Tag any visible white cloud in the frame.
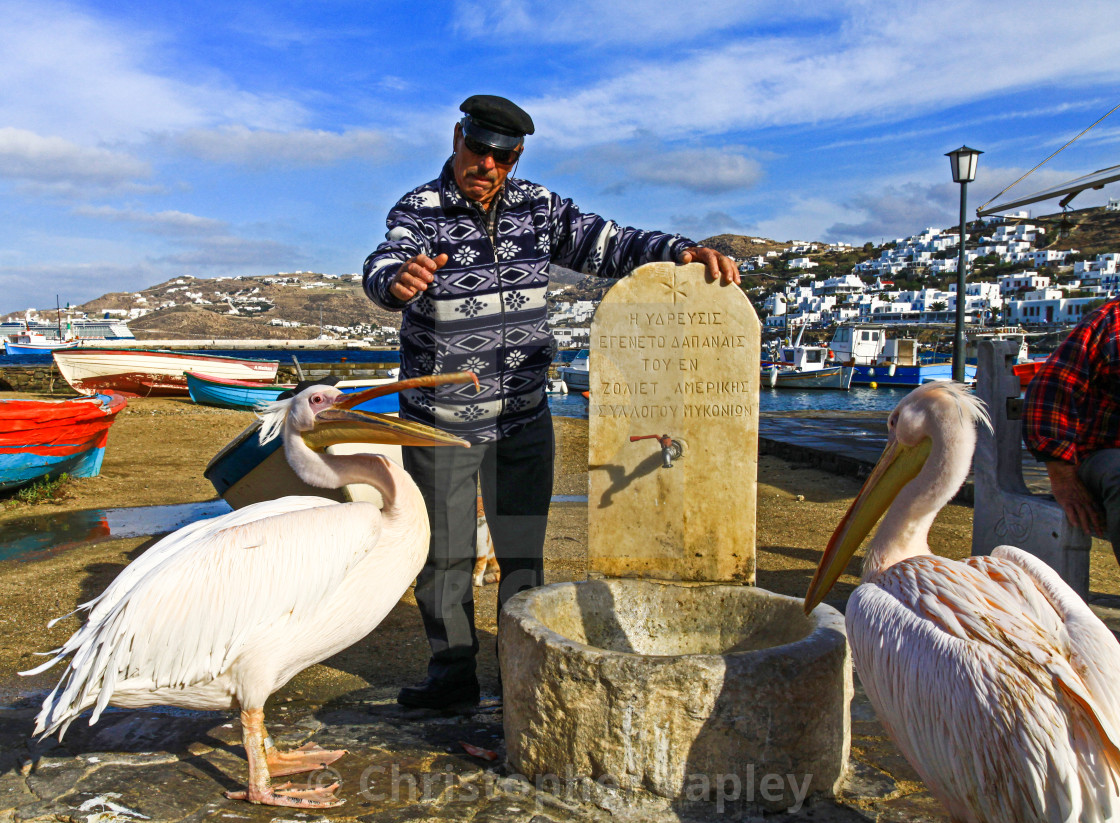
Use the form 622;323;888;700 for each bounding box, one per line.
551;140;763;195
0;0;305;144
519;1;1120;147
72;205;227;236
0;127;149;185
451;0;827;46
173;127;395;167
670;211;751;239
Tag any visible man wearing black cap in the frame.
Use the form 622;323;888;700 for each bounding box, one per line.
363;94;739;709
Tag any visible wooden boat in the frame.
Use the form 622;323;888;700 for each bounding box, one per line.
763;362;853;389
186;372;394;411
53;348;278;397
204;384;400;510
558;350;590;392
0;393;127;492
762;333;853;389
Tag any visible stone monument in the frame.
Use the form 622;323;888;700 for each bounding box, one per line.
587;261;759;582
500;263;851;813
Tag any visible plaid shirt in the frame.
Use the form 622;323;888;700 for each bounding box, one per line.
363;159;695;443
1023;297;1120;464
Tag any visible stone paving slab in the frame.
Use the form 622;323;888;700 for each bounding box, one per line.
0;680;953;823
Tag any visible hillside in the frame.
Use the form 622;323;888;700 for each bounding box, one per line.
7;206;1118;342
77;273;403;341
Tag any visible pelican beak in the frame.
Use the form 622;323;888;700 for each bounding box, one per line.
803;435;931;614
303;371;479;451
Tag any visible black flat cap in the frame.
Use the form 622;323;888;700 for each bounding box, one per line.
460;95;534;150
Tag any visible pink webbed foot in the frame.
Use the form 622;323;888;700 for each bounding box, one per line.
226;780;345;808
267;742;348;777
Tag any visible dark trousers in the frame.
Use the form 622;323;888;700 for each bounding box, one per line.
1078;448;1120;563
402;412;554;682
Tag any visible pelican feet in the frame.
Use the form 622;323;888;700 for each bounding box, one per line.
226;781;345;808
266;742;348;777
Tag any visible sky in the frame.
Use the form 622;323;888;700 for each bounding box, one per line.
2;0;1119;315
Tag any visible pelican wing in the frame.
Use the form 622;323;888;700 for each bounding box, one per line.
852;555;1120;823
31;497;384;737
46;497;339;630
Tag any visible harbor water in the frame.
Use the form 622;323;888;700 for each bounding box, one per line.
2;347;909;417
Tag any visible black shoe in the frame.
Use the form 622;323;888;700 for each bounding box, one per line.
397;675;480;709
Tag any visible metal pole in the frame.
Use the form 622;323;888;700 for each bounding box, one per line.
953;180;968;382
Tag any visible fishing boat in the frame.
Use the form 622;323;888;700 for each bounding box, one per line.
186;372;397;410
4;330;80;355
53;348;278;397
204;382;400;510
762;329;853;389
558;350;590;392
0;393;127;492
828;324;977;386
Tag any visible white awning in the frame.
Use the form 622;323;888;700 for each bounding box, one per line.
977;163;1120;216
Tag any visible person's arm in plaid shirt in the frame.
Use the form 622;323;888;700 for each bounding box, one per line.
1023;319;1105;534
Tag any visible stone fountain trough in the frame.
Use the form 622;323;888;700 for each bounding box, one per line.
500;579;851;811
499;264;852;812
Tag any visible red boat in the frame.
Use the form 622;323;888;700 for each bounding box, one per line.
1012;359;1047;388
0;393;127;492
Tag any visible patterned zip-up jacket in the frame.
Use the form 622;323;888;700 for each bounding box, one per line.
363;159;696;443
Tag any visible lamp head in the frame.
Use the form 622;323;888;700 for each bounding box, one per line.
946;145;982;183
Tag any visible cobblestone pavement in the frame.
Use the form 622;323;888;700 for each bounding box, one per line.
0;673;955;823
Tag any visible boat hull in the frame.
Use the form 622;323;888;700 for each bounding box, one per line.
849;363;976;387
0;393;127;491
763;364;853;390
54;349;278;397
4;341;79;355
559;366;590;392
187;372;399;411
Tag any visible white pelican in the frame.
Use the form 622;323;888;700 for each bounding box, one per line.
804;381;1120;823
22;372;478;809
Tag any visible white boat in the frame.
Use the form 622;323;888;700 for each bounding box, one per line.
558;350;589;393
53;348;279;398
762;329;853;390
4;328;80;355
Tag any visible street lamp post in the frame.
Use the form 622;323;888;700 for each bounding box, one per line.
946;146;982;383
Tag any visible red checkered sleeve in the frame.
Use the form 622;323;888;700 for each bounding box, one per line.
1023;299;1120;464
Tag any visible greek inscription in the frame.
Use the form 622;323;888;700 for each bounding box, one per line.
593;404;677;419
600;381;658;396
642;312;724;326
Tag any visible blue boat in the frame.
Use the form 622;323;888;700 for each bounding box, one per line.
829;324;977;387
0;393;127;492
186;371;399;411
847;362;975;387
203;380;402;509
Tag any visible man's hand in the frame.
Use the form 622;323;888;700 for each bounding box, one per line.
677;246;741;286
390;253;448;301
1046;460;1104;535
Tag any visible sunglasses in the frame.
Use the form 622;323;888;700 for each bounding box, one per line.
462;135;522;165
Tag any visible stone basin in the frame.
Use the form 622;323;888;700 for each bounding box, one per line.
499;579;851;812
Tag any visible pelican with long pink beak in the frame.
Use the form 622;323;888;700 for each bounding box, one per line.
805;381;1120;823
